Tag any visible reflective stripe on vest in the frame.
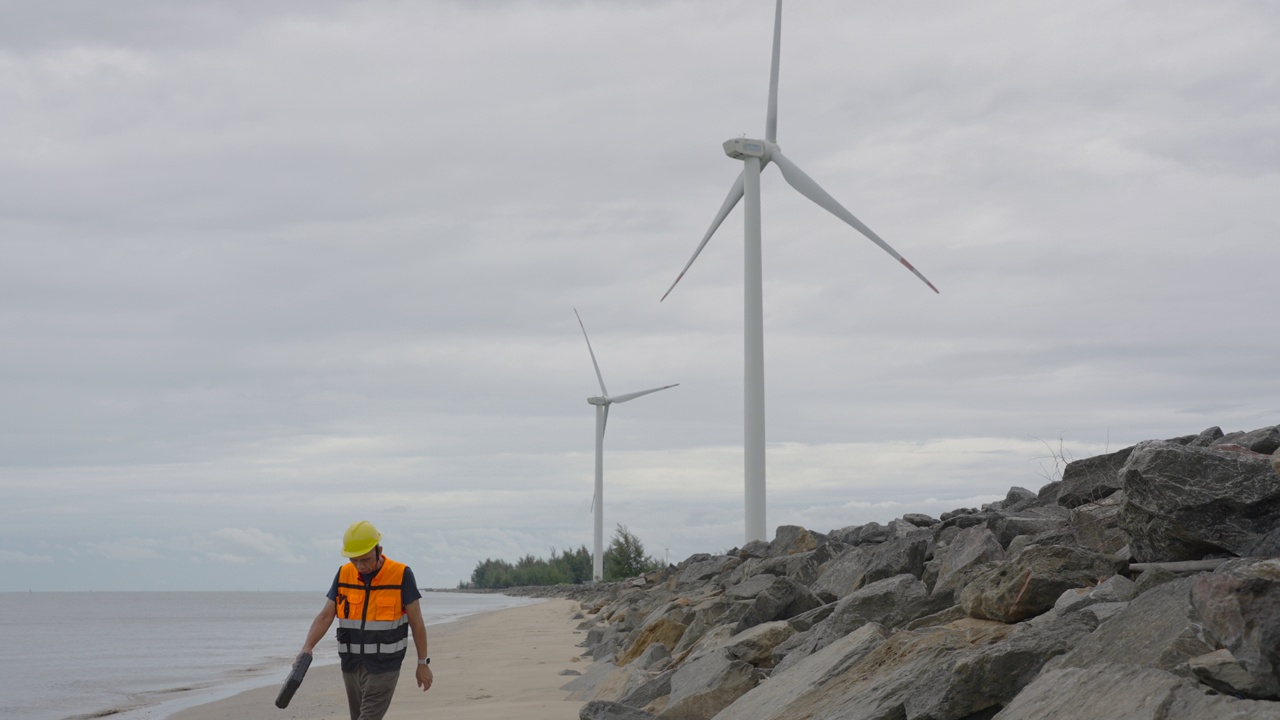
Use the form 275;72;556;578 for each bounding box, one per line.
336;639;410;655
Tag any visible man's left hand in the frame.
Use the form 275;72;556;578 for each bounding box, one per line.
416;663;433;692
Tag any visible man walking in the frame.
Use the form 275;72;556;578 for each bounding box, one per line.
298;521;433;720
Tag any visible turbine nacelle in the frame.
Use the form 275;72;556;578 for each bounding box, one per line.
587;396;608;406
723;138;774;162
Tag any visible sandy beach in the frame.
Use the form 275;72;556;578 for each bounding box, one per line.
170;598;586;720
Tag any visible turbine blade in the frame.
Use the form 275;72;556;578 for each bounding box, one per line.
601;403;610;436
771;150;939;293
765;0;782;143
610;383;679;405
661;172;745;301
590;487;597;513
574;309;610;396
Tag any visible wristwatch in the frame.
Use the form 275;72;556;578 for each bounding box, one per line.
418;657;431;666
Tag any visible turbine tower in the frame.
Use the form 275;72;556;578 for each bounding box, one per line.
575;309;678;581
661;0;938;545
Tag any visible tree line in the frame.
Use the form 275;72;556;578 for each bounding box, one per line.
460;525;665;588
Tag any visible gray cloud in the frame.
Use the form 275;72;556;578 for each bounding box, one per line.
1;0;1277;590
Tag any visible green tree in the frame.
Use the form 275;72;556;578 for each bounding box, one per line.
603;524;662;581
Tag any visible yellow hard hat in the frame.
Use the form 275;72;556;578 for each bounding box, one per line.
342;520;382;558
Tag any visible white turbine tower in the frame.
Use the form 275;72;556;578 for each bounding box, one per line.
662;0;938;545
575;309;678;582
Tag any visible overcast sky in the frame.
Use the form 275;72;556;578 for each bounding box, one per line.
2;0;1277;592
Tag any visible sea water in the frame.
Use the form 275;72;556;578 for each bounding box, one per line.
0;591;541;720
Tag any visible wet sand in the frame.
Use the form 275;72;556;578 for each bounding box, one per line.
170;598;587;720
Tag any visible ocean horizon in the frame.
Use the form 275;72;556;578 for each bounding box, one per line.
0;590;542;720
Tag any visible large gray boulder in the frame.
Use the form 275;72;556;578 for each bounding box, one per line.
961;545;1127;623
733;611;1093;720
1118;440;1280;562
580;700;657;720
1191;561;1280;698
767;525;820;557
720;552;819;588
931;525;1006;599
710;621;795;668
656;648;760;720
1065;491;1130;555
712;623;890;720
773;574;946;674
725;574;822;633
1056;445;1135;508
993;663;1280;719
670;597;751;658
676;555;741;586
1049;575;1215;673
988;506;1071;548
809;531;931;601
617;668;674;711
1212;425;1280;455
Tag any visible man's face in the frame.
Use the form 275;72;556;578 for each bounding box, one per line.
351;547;380;574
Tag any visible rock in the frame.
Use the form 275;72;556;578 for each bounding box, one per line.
1037;480;1063;505
675;555;740;586
580;700;657;720
1057;445;1136;508
1190;565;1280;698
617;668;674;711
994;663;1280;719
1002;486;1039;512
810;531;931;601
961;545;1127;623
725;574;822;633
1188;425;1226;447
774;574;944;674
940;510;995;531
1118;440;1280;562
902;512;939;527
931;525;1006;599
713;623;890;720
730;616;1077;720
827;524;862;545
1052;574;1137;615
656;648;760;720
716;620;795;667
1133;565;1178;595
635;642;671;671
858;521;889;544
1065;491;1129;555
670;597;749;658
737;541;769;559
617;618;687;666
1211;425;1280;455
1050;576;1215;673
989;507;1071;548
903;610;1099;718
561;669;583;676
720;552;819;588
1190;649;1273;699
781;601;835;632
768;525;819;557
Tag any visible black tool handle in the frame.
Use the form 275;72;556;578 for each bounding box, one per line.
274;652;313;709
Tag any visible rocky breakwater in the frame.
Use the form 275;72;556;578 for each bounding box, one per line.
551;424;1280;720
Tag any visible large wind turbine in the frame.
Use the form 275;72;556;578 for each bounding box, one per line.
575;309;678;582
661;0;938;545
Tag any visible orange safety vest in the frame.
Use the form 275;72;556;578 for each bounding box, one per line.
334;557;409;673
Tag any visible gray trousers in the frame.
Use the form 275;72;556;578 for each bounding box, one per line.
342;666;400;720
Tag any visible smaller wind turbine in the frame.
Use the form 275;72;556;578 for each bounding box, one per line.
575;309;678;582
